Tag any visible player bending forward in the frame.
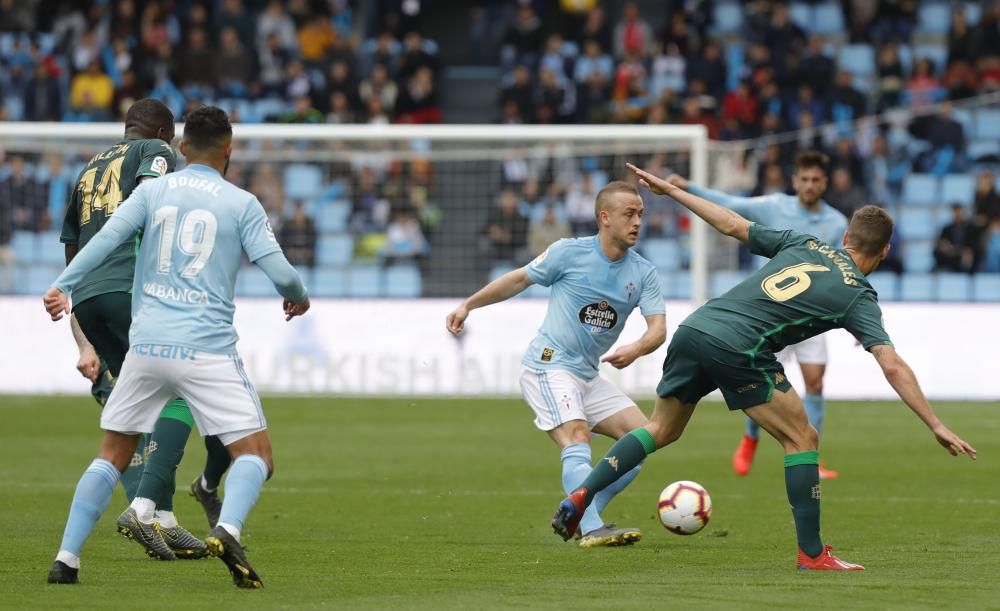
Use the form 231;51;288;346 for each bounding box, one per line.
448;181;666;547
668;151;846;479
552;164;976;570
45;106;310;588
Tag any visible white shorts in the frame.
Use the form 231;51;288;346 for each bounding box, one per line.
519;366;635;431
776;333;828;366
100;344;267;446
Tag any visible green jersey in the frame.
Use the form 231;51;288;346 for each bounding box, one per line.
60;138;176;306
682;223;893;355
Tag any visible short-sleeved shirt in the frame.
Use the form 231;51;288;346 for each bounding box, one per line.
688;185;848;247
522;235;665;380
681;223;893;355
88;164;280;353
60;139;176;306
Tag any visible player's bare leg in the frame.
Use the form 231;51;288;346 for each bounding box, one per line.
799;363;837;480
552;397;695;540
744;389;862;570
205;429;273;588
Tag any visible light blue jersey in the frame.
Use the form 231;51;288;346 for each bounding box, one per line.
523;235;665;381
55;164;296;354
688;184;848;246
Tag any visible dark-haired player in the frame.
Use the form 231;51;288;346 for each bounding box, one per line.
667;151;847;479
58;98;208;561
552;164;976;570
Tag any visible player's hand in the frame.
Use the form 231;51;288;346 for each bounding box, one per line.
601;344;641;369
446;305;469;336
44;287;70;321
283;297;310;321
626;163;675;196
931;424;977;460
76;346;100;383
666;174;689;189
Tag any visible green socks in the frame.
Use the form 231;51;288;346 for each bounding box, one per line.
784;450;823;558
119;434;148;501
579;428;658;505
135;401;194;511
202;435;232;490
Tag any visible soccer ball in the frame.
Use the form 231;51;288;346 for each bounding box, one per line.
657;480;712;535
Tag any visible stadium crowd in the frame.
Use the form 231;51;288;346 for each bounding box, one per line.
3;0;1000;298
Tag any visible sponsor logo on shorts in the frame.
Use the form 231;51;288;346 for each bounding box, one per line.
736;382;760;394
132;344;198;360
129;452;143;467
811;484;821;500
578;300;618;334
541;347;554;362
775;372;787;384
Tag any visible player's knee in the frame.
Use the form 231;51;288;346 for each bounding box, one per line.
804;378;823;395
647;422;682;448
794;425;819;452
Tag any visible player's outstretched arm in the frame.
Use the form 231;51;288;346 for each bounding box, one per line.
871;344;977;459
601;313;666;369
627;163;751;243
446;268;533;336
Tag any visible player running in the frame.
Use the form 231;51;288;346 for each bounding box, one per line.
447;181;666;547
667;151;846;479
551;164;976;570
45;106;310;588
59;98;208;559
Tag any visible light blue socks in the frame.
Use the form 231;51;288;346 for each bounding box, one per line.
745;393;825;438
57;458;120;562
217;455;269;541
560;442;641;535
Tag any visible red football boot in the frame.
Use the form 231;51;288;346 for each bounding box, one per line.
798;545;864;570
732;435;759;476
552;488;588;541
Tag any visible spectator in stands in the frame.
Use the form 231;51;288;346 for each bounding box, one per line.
753;163;788;197
0;174;11;292
359;63;398;116
298;12;337;68
580;5;612;53
576;68;612;123
906;58;943;108
408;185;442;237
686;41;726;100
502;4;544;69
829;137;864;185
279;95;324;123
23;62;62;121
366;96;391;124
0;156;48;231
872;0;917;45
396;66;443;123
51;2;87;55
351;166;391;232
948;7;977;64
614;1;652;59
764;3;806;79
923;103;966;171
399;31;439;80
178;27;216;91
500;64;535;123
539;34;570;82
326;91;356;123
528;205;572;256
70;30;102;74
566;172;599;234
574;39;614;84
279;202;318;267
249;164;284;227
825;166;867;218
787;84;823;130
660;12;694;58
876;41;905;110
537;67;576;123
482;189;529;264
830;69;867;124
801;36;835;97
721;80;758;137
935;204;981;273
111;69;142;119
974;171;1000;225
69;59;115;120
215;26;253;98
257;32;292;97
215;0;256;49
384;209;429;264
865;133;905;205
943;59;979;100
257;0;298;51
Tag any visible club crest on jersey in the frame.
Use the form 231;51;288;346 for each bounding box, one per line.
151;156;169;176
626;281;636;301
578;300;618;335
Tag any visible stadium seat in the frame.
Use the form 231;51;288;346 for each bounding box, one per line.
10;231;37;264
972;274;1000;301
900;273;934;301
917;3;951;34
384;264;422;298
661;271;690;300
838;45;875;78
898;208;937;241
867;272;899;301
316;234;354;267
315;200;351;232
813;2;845;34
913;44;948;74
965;2;982;25
283;164;323;201
724;43;745;91
346;265;383;298
3;95;24;121
237;266;277;297
35;231;64;265
967;139;1000;162
901;174;939;207
975;110;1000;140
902;240;935;273
710;2;743;34
940;175;975;206
789;3;812;30
642;238;680;271
254;98;288;122
14;263;60;294
311;267;349;298
935;273;971;302
710;271;749;298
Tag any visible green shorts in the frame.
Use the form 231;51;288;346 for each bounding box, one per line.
73;291;132;377
656;325;792;410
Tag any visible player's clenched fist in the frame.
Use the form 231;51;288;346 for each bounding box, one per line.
44;287;70;321
446;305;469;336
283;297;310;321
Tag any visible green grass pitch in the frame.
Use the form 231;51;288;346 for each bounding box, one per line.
0;396;997;609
